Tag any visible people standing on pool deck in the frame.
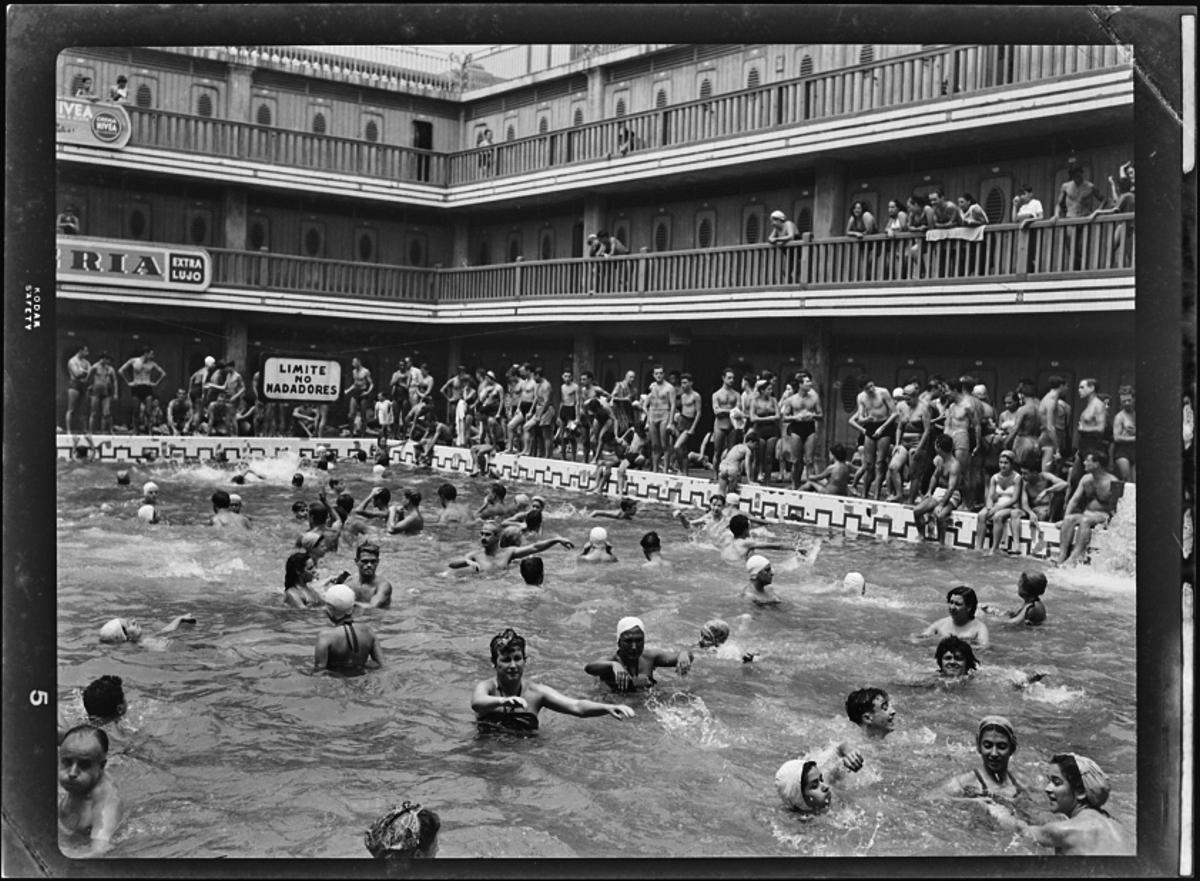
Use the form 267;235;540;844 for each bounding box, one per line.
1055;450;1118;566
86;352;118;434
775;741;865;816
845;688;897;741
916;586;990;647
848;376;895;500
344;541;392;609
982;570;1047;626
1110;385;1135;482
473;628;634;732
118;347;166;434
986;753;1127;855
933;716;1024;801
743;555;781;605
447;519;574;572
671;373;703;476
66;343;91;437
585;616;692;692
58;725;123;858
780;370;822;488
912;435;962;542
645;364;676;474
314;584;381;673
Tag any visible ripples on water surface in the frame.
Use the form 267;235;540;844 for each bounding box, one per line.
56;456;1137;859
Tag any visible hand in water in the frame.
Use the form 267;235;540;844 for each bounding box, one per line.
609;705;635;719
612;663;633;691
839;748;864;772
502;696;528;710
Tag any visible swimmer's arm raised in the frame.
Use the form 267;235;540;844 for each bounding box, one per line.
509;536;574;560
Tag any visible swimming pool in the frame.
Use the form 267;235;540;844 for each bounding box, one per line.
56;453;1137;859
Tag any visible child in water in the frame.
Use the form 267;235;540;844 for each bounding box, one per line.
775;742;864;817
981;570;1047;626
58;725;123;857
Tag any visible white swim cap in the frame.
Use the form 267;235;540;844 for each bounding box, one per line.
316;445;327;455
617;616;644;637
843;572;866;592
372;464;386;475
725;492;741;505
775;756;820;812
204;355;215;367
229;493;242;505
746;555;771;577
325;584;356;617
99;618;128;643
973;384;988;397
515;493;530;506
892;387;904;398
143;481;159;494
136;504;157;522
589;526;608;544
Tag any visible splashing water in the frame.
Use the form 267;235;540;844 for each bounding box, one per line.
1089;499;1136;576
647;692;734;749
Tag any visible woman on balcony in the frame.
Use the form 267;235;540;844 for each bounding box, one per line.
882;199;909;280
845;201;878;279
904;194;931;279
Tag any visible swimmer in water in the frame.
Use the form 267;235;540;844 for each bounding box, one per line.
386;488;424;535
935;635;980;680
842;571;868;595
639;531;670;568
697;618;754;662
914;585;990;647
472;628;634;733
81;675;127;725
136;481;165;524
364;801;441;860
519;556;544;585
447;520;574;573
721;513;793;562
314;584;381;673
743;555;782;605
584;617;693;692
99;614;196;646
283;551;326;608
985;753;1128;855
933;715;1025;801
58;725;123;857
981;570;1048;626
592;497;638;520
476;482;517;520
579;526;618;563
208;489;250;529
435;482;472;524
296;502;342;561
775;741;865;816
500;509;543;547
845;688;896;740
345;541;392;608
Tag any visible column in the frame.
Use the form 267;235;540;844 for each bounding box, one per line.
451;217;470;268
227;63;254;121
587;67;606;123
812;160;848;239
223;188;248;250
223;317;248;374
800;318;834;458
573;329;596;378
582;193;607;241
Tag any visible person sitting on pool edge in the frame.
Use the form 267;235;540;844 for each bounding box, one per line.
932;715;1025;802
981;570;1047;626
744;555;782;605
58;724;123;858
845;688;896;740
697;618;754;662
472;628;634;733
984;753;1128;855
579;526;618;563
584;616;693;692
364;800;440;860
775;741;865;818
914;585;990;647
447;520;574;573
314;584;381;673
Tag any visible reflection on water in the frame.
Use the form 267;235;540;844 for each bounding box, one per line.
56;457;1137;858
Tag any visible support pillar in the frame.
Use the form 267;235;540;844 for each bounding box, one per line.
228;63;254;122
801;318;834;461
812;160;848;239
223;317;248;374
223;189;248;250
586;67;605;125
445;337;462;382
573;329;596;378
582;193;607;242
451;218;470;267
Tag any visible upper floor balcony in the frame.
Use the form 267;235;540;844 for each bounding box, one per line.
57;214;1134;323
58;44;1132;206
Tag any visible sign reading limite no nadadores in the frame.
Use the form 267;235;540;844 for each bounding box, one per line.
262;357;342;402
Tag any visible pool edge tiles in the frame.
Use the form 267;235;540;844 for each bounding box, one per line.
49;434;1131;563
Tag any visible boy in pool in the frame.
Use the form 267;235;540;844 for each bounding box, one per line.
472;628;634;732
639;530;670;568
986;753;1128;855
364;801;441;860
775;742;865;816
915;585;990;647
981;570;1047;626
58;725;123;857
844;688;896;740
584;617;693;692
579;526;618;563
82;675;127;723
314;584;382;673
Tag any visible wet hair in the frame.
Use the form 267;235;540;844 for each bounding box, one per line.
489;482;507;500
523;509;543;531
231;473;246;485
116;470;131;485
211;489;232;511
82;675;126;719
935;635;979;673
308;502;330;526
356;542;381;561
845;688;888;725
61;724;109;755
291;500;308;516
373;487;392;507
403;488;422;507
640;530;661;554
728;513;750;537
284;551;312;588
829;442;848;462
291;473;304;487
1018;570;1047;598
619;497;637;511
947;585;978;616
437;483;457;502
489;627;527;662
519;557;544;585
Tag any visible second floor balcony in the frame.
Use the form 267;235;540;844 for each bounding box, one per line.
57;214;1134;321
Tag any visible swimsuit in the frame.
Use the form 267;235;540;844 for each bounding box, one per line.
131;383;154;402
1111;439;1135;465
1076;430;1106;458
70;376;88;394
788;419;816;441
860;419;886;440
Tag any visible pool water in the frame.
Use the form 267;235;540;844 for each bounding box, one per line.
56;455;1137;859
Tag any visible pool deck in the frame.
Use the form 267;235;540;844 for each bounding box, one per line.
56;433;1137;560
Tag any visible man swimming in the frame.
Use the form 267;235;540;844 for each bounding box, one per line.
447;520;574;573
58;725;123;857
584;616;692;692
721;513;793;562
344;541;392;608
472;628;634;732
845;688;897;740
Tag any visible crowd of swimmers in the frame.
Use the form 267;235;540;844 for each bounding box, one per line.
58;441;1130;859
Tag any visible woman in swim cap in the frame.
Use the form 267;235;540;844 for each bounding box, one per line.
934;716;1025;801
579;526;617;563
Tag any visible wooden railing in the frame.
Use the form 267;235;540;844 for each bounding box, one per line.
125;108;446;185
201;215;1132;303
79;44;1127;188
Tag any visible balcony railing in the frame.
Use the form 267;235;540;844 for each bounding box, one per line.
186;215;1132;303
69;44;1129;189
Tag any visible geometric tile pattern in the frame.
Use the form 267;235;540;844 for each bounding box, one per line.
56;434;1102;560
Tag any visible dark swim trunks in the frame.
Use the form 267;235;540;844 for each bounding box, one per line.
478;709;540;732
788;420;816;440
